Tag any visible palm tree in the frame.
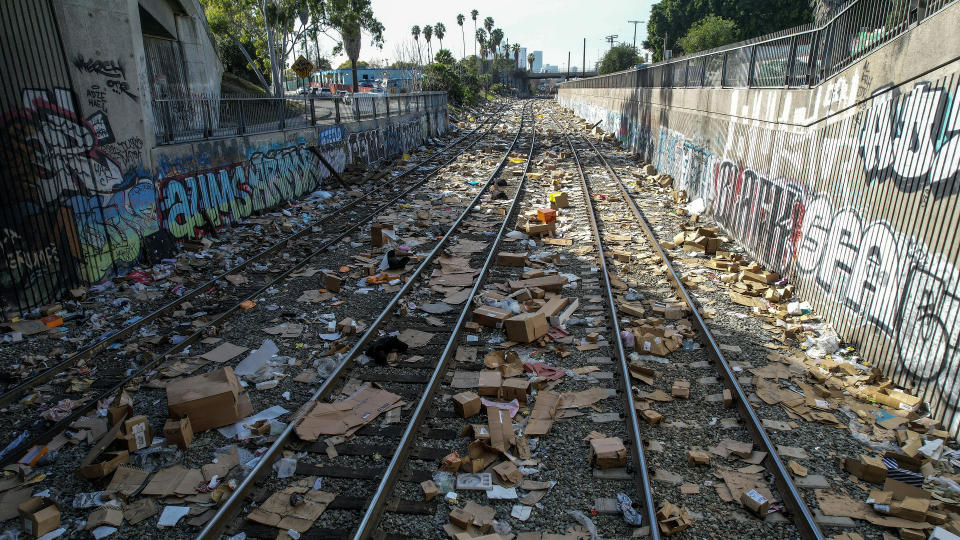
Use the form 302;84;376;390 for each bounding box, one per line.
489;29;503;61
471;10;479;57
411;25;422;65
423;24;433;60
434;23;446;52
527;52;535;71
475;28;487;72
457;14;465;59
483;17;494;58
512;43;520;68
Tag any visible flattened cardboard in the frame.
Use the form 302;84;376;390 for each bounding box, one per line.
525;391;560;436
487;406;514;452
507;275;567;292
295;386;403;440
86;505;124;529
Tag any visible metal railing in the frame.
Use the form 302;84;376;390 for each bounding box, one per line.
152;91;447;144
562;0;956;90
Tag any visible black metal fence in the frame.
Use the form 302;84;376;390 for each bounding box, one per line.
562;0;957;90
152;91;448;145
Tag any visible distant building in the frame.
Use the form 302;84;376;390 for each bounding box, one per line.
571;66;579;73
543;64;559;73
532;51;543;73
518;47;527;69
315;68;420;91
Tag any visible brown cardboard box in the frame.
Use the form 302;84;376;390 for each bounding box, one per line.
656;501;692;534
421;480;439;501
323;273;343;292
472;306;512;328
449;507;474;529
108;404;132;428
536;297;569;318
501;378;530;403
549;192;569;208
454;392;482;418
18;497;60;537
892;496;929;522
619;303;646;318
166;367;248;432
121;416;153;453
497;252;527;267
672;380;690;399
741;489;771;516
504;312;548;343
590;437;627;469
844;454;887;484
78;419;129;479
477;372;502;397
687;450;711;466
524;221;556;235
371;224;394;247
163;417;193;450
642;409;663;424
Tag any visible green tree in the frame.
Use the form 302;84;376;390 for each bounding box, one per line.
337;59;370;69
475;28;487;71
434;23;446;51
457;14;466;59
598;44;639;74
489;28;503;60
434;48;455;66
527;52;535;71
512;43;520;67
411;25;422;64
422;62;463;104
643;0;811;61
678;15;738;54
471;10;479;57
423;24;433;59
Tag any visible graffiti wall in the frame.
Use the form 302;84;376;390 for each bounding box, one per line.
558;48;960;435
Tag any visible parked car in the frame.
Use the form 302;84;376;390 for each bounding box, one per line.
359;81;374;88
318;87;332;96
296;87;310;95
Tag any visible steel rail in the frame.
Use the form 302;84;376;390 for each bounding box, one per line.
0;105;505;410
570;121;824;540
196;100;536;539
350;102;539;540
552;111;660;538
0;103;512;467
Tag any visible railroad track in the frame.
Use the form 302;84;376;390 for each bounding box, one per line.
553;106;823;539
0;103;510;467
195;99;539;539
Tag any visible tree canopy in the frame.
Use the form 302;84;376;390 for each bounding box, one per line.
598;44;639;74
678;15;738;54
643;0;811;61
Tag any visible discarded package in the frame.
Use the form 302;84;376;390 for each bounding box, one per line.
166;367;252;431
295;387;403;439
162;417;193;450
590;437;627;469
18;497;60;537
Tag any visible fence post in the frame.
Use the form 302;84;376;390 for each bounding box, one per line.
354;97;360;121
721;52;729;87
372;97;377;119
385;96;391;117
162;100;174;143
203;99;212;139
747;45;758;87
279;99;286;130
309;97;316;125
335;98;341;123
785;36;798;87
700;59;706;87
807;29;821;87
238;100;246;135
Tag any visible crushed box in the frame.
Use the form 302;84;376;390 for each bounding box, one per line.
162;417;193;450
504;312;548;343
166;367;252;432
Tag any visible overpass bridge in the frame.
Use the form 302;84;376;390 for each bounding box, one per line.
528;70;597;80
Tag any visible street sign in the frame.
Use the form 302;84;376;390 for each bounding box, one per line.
292;55;314;79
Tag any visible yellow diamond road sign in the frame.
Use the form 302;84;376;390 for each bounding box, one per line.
292;55;314;79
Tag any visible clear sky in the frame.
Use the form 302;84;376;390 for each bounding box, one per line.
317;0;658;69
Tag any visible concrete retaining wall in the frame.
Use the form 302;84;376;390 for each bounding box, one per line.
558;3;960;435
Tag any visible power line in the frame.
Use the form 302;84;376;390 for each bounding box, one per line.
604;34;618;48
627;20;645;52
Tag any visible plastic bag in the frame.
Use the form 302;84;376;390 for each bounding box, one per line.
565;510;598;540
273;456;297;478
617;492;643;525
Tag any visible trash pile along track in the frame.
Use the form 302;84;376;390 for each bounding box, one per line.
0;103;506;468
0;102;502;409
554;103;960;540
360;104;659;540
0;100;538;537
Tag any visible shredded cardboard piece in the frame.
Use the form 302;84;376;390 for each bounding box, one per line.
295;386;403;439
396;329;435;349
200;342;248;363
815;490;934;529
247;483;336;533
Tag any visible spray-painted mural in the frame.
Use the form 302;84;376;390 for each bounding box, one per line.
157;126;345;240
558;65;960;434
1;87;158;309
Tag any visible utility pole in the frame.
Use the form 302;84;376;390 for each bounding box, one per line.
582;38;586;74
605;34;618;49
566;51;570;81
664;32;669;60
627;20;645;52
